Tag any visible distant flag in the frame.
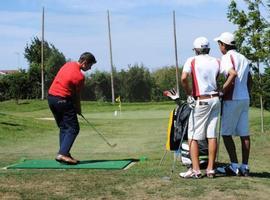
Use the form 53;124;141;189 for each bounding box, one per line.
115;96;121;103
115;96;121;113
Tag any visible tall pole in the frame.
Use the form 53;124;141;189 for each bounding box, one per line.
41;7;45;100
107;10;115;104
173;10;180;95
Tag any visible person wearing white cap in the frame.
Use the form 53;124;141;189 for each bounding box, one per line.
179;37;236;179
214;32;252;176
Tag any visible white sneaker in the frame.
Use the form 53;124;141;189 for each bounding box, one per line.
179;168;202;179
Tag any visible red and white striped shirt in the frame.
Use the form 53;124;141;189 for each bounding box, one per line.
220;50;250;100
183;54;220;97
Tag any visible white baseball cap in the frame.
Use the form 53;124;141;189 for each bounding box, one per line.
214;32;235;46
193;37;210;49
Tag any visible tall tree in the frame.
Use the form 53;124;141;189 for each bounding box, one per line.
120;64;153;102
228;0;269;133
24;37;66;98
152;66;184;101
44;45;66;90
24;37;51;65
4;70;28;104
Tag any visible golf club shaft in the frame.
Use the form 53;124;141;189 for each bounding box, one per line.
79;114;116;148
159;150;168;166
216;99;223;162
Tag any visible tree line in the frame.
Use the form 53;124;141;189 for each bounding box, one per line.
0;35;269;110
0;37;185;103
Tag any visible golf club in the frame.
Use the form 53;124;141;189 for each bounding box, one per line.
79;114;117;148
216;99;223;162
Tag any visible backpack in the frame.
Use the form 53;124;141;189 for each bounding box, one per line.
166;102;191;151
166;101;209;167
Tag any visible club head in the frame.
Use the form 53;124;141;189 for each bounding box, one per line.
110;143;117;148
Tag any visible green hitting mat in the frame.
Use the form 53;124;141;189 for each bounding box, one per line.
5;159;138;170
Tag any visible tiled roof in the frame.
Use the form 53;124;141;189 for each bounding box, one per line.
0;70;19;75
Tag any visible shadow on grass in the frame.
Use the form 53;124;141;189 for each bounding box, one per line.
249;172;270;179
0;122;22;127
214;172;270;179
79;159;140;164
214;163;270;179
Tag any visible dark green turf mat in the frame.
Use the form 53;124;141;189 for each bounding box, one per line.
6;159;138;170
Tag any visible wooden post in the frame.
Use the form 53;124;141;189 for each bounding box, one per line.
173;10;180;95
41;7;45;100
107;10;115;104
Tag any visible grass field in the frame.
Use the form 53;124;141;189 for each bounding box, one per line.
0;100;270;200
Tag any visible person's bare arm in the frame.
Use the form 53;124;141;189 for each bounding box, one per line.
222;68;237;94
181;71;192;96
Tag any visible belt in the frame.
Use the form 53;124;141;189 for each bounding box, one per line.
195;93;219;100
199;101;209;105
48;94;72;100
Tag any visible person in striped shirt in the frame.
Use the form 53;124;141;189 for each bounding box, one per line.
179;36;237;178
215;32;252;177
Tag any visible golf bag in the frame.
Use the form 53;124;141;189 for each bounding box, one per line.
166;101;208;167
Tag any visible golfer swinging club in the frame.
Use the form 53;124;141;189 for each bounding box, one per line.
48;52;97;165
179;37;236;178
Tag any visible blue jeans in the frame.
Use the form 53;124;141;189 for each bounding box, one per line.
48;95;79;156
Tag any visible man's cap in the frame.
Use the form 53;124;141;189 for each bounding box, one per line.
214;32;235;46
193;37;210;49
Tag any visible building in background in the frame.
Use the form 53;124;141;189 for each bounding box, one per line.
0;70;19;75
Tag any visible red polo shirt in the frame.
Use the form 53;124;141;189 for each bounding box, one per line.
49;62;85;98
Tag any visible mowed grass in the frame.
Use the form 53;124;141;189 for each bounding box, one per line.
0;100;270;200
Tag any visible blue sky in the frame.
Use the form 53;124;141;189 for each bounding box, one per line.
0;0;243;72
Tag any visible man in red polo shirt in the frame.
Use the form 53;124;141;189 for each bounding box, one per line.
48;52;96;165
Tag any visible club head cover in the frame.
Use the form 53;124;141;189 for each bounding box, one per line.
187;96;196;109
163;88;179;100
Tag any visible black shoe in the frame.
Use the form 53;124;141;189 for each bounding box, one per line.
239;167;250;177
216;165;239;176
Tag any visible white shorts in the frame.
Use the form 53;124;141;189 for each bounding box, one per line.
188;97;221;140
221;100;250;136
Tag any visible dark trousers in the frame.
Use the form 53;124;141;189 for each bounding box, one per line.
48;95;79;156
